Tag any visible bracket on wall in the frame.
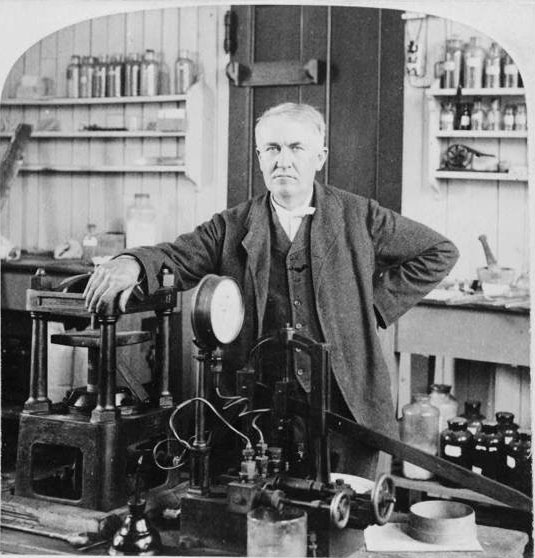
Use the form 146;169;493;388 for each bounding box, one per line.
225;59;323;87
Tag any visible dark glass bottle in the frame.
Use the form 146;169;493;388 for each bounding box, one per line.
496;411;519;446
471;421;504;480
459;104;472;130
460;400;485;435
440;417;473;469
503;431;531;492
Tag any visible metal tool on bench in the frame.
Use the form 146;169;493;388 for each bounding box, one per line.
14;270;180;511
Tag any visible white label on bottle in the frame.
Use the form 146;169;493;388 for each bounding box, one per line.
475;445;486;452
444;445;462;458
486;64;500;75
488;447;498;452
472;466;482;475
504;63;517;75
460;115;470;127
468;426;478;435
83;237;98;247
507;456;517;469
467;56;480;67
444;60;455;71
505;436;513;445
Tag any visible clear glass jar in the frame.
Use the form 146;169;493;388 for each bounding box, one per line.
470;98;485;131
503;105;515;131
79;56;91;98
429;384;458;434
514;104;527;131
460;400;485;435
66;55;81;98
401;394;439;480
487;98;501;130
444;38;463;89
126;193;157;248
82;223;98;265
141;49;159;97
174;51;196;94
484;42;502;88
463;36;486;89
503;52;519;88
440;102;455;131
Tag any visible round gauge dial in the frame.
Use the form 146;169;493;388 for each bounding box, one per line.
191;275;245;350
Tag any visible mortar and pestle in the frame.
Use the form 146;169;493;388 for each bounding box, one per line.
477;235;515;296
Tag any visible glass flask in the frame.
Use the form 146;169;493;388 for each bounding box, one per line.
503;105;515;131
470;98;485;131
126;193;157;248
429;384;458;434
401;394;439;480
460;400;485;435
514;104;527;131
487;98;501;130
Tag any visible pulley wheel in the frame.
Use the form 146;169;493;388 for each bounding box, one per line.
446;144;473;169
330;491;351;529
371;473;396;525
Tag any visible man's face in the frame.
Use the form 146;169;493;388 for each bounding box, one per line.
256;115;327;209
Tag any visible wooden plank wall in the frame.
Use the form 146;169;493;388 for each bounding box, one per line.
402;16;530;427
0;5;229;251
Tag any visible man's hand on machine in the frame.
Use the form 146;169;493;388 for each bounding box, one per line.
84;256;142;314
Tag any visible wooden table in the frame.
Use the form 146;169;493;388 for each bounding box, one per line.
395;298;530;417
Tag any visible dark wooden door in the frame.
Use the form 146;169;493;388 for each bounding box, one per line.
227;4;404;212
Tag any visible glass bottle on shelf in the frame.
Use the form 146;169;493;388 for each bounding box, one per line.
82;224;98;265
79;56;91;98
141;49;159;97
460;400;485;435
66;55;81;98
503;105;515;131
93;57;107;98
471;421;505;480
463;36;486;89
125;53;141;97
126;193;158;248
458;104;471;130
444;38;463;89
174;51;196;94
486;98;501;130
429;384;458;433
495;411;519;445
503;52;519;88
440;417;473;470
484;42;502;88
504;430;531;494
400;394;439;480
106;55;117;97
440;102;455;131
514;104;527;131
470;98;485;130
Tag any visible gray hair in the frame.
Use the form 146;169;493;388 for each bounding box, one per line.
255;103;326;146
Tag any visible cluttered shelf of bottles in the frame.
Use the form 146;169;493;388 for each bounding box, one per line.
429;35;528;183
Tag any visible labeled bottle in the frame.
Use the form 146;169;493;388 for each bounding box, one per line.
514;104;527;131
487;98;501;131
440;102;455;131
106;55;118;97
471;421;504;480
484;42;502;88
113;55;124;97
174;51;195;94
66;55;81;98
460;400;485;435
79;56;91;98
429;384;458;433
440;417;473;470
463;37;486;89
82;224;98;265
458;104;472;130
504;430;531;495
503;105;515;132
470;98;485;131
92;57;107;98
443;38;462;89
503;52;519;88
495;411;519;445
125;54;141;97
141;49;159;97
401;394;439;480
126;193;158;248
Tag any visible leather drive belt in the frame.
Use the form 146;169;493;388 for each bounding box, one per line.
326;411;532;512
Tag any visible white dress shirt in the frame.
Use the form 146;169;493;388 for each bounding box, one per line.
270;193;316;242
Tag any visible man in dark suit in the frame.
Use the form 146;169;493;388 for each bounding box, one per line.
84;103;458;475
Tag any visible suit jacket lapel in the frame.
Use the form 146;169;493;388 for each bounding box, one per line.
242;195;271;332
311;182;343;293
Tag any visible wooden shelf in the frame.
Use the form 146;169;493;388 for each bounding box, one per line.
428;87;525;97
435;170;527;181
436;130;527;139
0;94;186;106
20;164;186;173
0;130;186;139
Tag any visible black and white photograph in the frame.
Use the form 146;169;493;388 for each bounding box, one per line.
0;1;533;556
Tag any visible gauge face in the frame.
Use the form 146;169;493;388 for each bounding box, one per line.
210;279;244;344
191;275;245;349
